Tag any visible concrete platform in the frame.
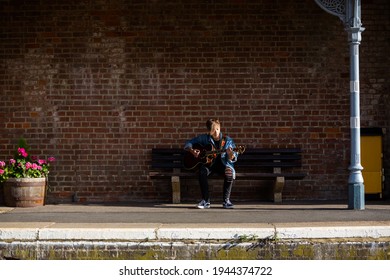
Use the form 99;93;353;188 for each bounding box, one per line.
1;201;390;241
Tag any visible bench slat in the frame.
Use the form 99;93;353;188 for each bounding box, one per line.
238;162;302;166
152;163;183;169
152;162;302;169
236;173;306;179
149;171;306;179
244;148;301;153
239;154;301;160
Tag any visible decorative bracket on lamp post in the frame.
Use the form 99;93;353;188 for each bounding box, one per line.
314;0;365;210
314;0;346;22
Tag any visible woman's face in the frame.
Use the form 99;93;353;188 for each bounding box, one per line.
210;124;220;140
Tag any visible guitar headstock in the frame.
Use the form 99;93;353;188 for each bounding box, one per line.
235;145;246;154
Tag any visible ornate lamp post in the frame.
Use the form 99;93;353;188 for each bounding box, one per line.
314;0;365;210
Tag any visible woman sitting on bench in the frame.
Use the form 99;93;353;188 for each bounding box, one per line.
184;119;238;209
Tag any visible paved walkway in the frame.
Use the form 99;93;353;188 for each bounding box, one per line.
1;200;390;240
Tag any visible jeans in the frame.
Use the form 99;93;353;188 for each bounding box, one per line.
198;159;234;202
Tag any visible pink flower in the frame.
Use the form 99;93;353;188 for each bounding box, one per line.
0;169;4;175
38;159;47;165
25;162;32;169
32;163;38;169
10;159;16;165
48;157;56;162
18;148;28;158
0;161;5;168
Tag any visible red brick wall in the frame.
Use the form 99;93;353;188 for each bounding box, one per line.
1;0;389;203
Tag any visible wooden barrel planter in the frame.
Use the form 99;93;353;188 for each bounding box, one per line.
3;177;46;207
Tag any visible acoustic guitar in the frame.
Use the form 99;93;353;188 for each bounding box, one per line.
183;143;245;170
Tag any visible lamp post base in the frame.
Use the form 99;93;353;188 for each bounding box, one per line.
348;183;365;210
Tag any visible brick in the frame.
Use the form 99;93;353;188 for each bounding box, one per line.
0;0;388;203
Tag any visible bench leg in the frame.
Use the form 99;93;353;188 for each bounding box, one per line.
171;176;181;204
273;176;285;203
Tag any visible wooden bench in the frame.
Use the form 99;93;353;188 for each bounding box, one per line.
149;147;306;203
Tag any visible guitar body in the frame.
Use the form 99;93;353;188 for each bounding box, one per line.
183;143;216;170
183;143;245;170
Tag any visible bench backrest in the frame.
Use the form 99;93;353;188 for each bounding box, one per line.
151;148;184;169
151;148;302;170
235;148;302;169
